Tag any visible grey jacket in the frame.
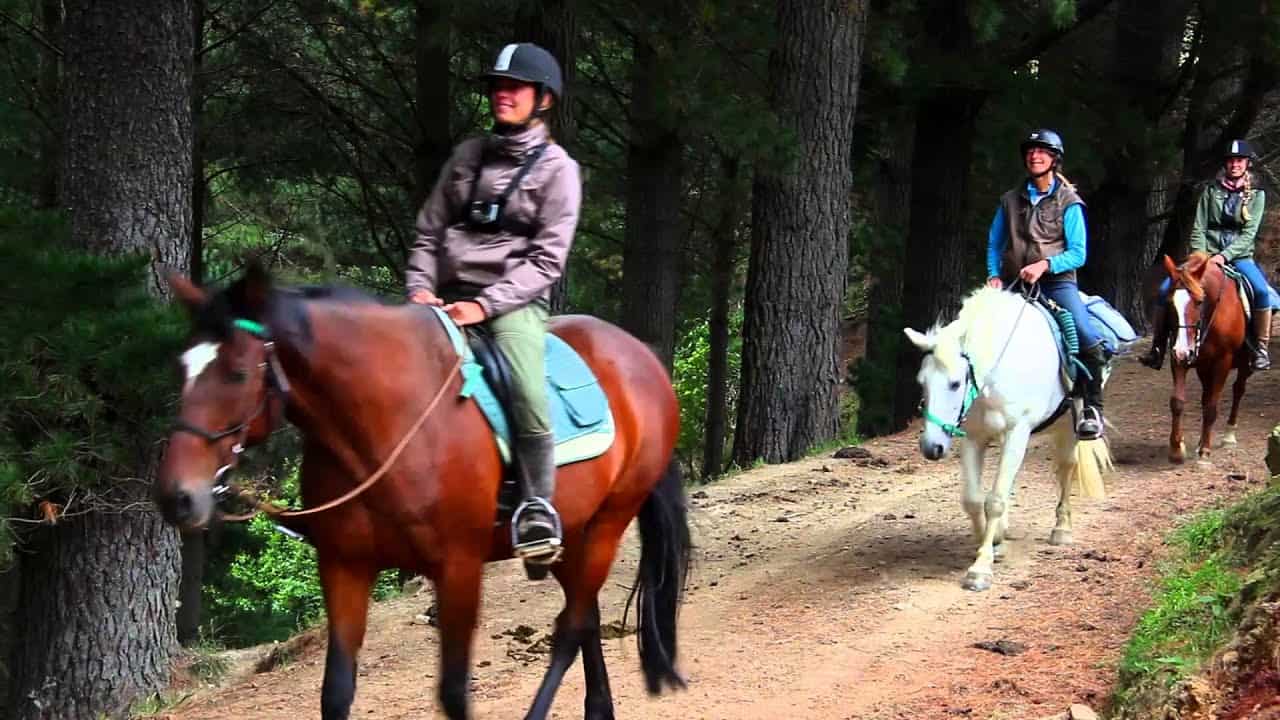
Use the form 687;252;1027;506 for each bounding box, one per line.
405;122;581;317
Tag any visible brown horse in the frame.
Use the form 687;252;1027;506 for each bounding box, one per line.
152;264;690;720
1159;252;1253;463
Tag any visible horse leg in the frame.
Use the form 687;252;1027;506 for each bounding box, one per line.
958;437;987;547
318;557;376;720
1197;362;1227;460
526;515;631;720
1169;362;1187;464
1222;367;1250;447
964;425;1030;592
434;553;485;720
1050;424;1076;546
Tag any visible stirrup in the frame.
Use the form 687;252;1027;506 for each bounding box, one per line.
1138;348;1164;370
1075;406;1103;440
1253;350;1271;371
511;497;563;565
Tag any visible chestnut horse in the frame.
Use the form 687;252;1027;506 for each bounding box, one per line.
152;265;690;720
1159;252;1253;463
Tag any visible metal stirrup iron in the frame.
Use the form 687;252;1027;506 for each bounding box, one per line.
510;497;563;564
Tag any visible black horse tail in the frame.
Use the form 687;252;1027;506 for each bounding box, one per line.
625;459;692;694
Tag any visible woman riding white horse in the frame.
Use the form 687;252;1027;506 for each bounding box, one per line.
905;285;1111;592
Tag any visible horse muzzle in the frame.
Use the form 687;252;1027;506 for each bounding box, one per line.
919;436;948;461
154;483;214;531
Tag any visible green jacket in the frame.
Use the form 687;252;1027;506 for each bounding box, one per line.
1189;179;1266;262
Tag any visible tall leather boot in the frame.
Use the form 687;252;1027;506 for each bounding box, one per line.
1076;345;1107;440
512;432;562;569
1139;307;1169;370
1253;308;1272;370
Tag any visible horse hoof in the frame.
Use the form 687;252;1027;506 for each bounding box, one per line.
1049;529;1073;546
1195;458;1213;470
962;571;993;592
1221;436;1238;448
523;561;552;581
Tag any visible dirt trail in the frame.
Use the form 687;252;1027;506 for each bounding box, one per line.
166;345;1276;719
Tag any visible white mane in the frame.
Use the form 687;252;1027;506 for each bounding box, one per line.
926;286;1032;381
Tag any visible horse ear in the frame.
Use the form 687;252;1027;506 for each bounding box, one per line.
1162;254;1178;278
903;327;936;352
240;259;272;316
167;272;206;312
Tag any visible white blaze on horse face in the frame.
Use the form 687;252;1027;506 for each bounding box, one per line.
1171;290;1193;362
181;342;220;395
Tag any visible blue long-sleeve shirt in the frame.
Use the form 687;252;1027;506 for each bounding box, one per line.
986;178;1086;279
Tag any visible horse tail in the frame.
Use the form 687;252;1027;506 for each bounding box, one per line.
625;459;691;695
1072;437;1113;499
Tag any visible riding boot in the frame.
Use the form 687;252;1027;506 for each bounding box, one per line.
1139;308;1169;370
1253;308;1272;370
512;431;562;568
1076;345;1107;440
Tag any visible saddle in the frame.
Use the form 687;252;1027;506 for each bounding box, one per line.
428;308;617;518
1221;264;1254;321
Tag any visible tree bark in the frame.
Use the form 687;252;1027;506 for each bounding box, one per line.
890;88;981;430
620;25;684;367
0;557;18;710
9;2;192;717
34;0;63;209
1080;0;1192;329
58;0;193;294
191;0;206;282
414;0;452;212
732;0;867;465
176;531;204;646
856;102;914;437
702;154;745;479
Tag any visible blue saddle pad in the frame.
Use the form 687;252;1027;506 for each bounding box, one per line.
1078;292;1138;355
430;308;616;466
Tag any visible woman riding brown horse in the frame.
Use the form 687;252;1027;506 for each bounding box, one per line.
1158;251;1253;463
152;264;690;720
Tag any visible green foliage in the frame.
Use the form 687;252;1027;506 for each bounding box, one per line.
671;311;743;479
0;207;185;567
1113;490;1280;712
201;464;400;647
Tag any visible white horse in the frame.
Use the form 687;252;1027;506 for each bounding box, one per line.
904;286;1112;592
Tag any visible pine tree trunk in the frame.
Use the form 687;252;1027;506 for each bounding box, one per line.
191;0;206;283
1081;0;1191;329
8;2;192;718
0;557;18;710
620;31;684;367
34;0;63;209
891;89;981;430
702;155;744;479
176;531;204;646
9;510;180;720
732;0;867;465
414;0;452;212
856;103;914;436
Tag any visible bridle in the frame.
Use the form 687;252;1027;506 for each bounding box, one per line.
170;319;289;494
170;317;462;522
1171;271;1225;366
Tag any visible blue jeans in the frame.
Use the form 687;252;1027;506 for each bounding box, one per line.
1156;258;1280;310
1041;279;1103;351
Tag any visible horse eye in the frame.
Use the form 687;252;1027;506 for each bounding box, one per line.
949;381;961;391
228;369;249;384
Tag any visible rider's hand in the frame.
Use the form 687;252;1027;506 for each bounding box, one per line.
1210;254;1227;266
408;289;444;306
986;276;1003;290
1018;260;1051;284
445;301;487;326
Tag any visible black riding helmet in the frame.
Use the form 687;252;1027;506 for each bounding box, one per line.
1019;128;1065;159
482;43;564;100
1224;139;1257;160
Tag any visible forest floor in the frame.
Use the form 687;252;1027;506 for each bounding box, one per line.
163;340;1277;720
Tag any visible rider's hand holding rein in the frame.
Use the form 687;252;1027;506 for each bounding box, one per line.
1018;259;1051;284
409;288;445;306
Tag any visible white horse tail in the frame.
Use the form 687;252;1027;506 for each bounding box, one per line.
1072;437;1113;499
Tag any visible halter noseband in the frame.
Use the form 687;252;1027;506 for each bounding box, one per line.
920;351;980;438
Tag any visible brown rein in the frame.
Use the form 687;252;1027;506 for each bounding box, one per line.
219;356;463;522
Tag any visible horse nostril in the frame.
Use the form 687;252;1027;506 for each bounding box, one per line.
171;490;194;522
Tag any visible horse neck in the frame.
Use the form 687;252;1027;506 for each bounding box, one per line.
275;300;457;444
